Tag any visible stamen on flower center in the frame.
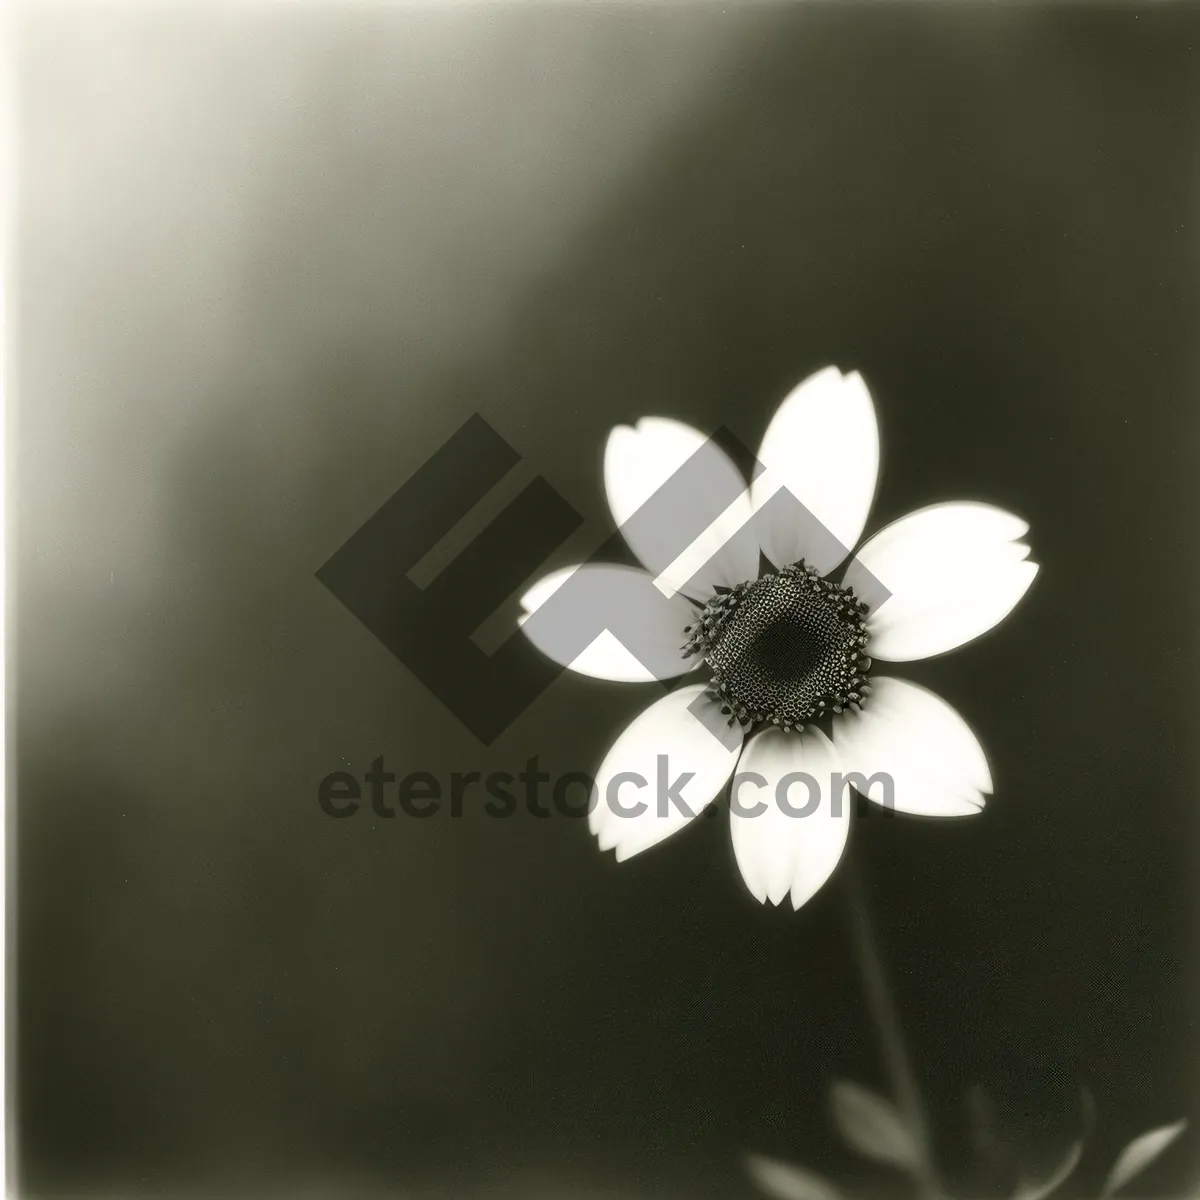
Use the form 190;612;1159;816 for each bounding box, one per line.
681;562;872;731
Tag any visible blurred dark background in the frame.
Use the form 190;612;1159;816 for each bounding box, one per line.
13;4;1200;1197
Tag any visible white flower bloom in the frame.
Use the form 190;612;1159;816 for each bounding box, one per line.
519;367;1038;908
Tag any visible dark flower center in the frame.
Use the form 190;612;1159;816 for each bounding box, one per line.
682;562;872;732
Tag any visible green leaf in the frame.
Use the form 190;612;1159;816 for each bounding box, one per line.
966;1083;1000;1157
1079;1084;1098;1139
830;1080;920;1171
746;1154;844;1200
1101;1120;1187;1197
1012;1140;1082;1200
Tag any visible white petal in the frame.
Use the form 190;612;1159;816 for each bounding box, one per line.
830;678;990;817
749;367;880;574
518;564;698;682
843;502;1038;662
592;684;744;862
604;417;757;599
729;726;850;909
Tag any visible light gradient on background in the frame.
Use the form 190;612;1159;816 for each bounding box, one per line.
12;5;1200;1198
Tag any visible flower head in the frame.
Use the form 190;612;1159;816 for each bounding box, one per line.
519;367;1038;907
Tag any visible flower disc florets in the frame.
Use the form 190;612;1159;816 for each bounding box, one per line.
682;561;872;731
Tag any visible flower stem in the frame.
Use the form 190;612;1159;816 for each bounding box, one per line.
844;855;942;1200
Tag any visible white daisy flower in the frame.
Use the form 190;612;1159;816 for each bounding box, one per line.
519;367;1038;908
